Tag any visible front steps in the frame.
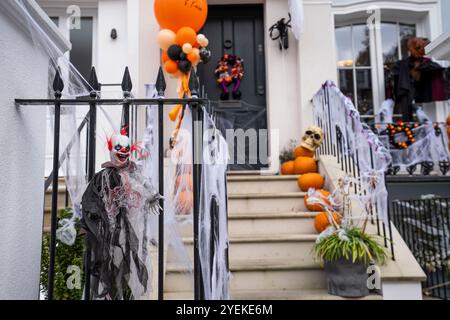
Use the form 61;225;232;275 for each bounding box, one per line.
164;173;376;300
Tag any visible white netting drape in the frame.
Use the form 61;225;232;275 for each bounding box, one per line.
375;99;450;170
199;108;230;300
312;81;392;224
288;0;304;40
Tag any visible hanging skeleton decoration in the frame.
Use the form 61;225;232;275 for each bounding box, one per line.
80;128;162;300
301;126;324;152
269;14;292;50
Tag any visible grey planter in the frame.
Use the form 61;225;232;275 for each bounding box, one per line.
324;259;370;298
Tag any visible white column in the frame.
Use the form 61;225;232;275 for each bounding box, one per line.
298;0;337;131
264;0;300;173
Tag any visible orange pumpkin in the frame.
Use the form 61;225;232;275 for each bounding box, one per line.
177;190;193;215
176;174;193;190
447;115;450;126
294;157;318;175
281;161;295;175
447;126;450;137
298;173;324;192
304;190;331;212
294;146;314;158
314;212;342;233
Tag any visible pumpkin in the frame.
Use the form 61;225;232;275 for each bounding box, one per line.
447;126;450;137
281;161;295;175
304;190;331;212
176;174;193;191
294;146;314;158
177;190;193;215
298;173;324;192
314;212;342;233
447;115;450;126
294;157;317;174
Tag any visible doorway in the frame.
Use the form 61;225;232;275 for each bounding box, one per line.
197;5;268;171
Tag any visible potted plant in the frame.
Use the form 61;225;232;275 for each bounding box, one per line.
308;178;388;298
314;226;387;297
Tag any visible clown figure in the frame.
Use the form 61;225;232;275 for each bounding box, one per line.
80;129;161;300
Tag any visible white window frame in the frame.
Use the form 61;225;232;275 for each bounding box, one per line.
332;0;443;120
39;4;98;176
40;6;98;68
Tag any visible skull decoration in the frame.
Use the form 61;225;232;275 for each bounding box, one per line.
108;130;131;166
301;126;324;152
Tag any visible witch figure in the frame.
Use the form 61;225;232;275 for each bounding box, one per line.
80;129;161;300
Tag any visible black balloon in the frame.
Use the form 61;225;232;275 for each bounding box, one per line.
178;60;192;73
179;52;187;61
168;45;182;60
199;47;211;63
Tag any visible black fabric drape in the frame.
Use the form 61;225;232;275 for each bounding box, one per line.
80;166;148;300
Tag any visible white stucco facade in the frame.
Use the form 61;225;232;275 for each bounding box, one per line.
0;1;70;299
37;0;449;172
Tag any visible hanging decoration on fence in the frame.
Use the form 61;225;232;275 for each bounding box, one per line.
199;109;230;299
385;122;417;150
168;108;194;217
215;53;244;100
80;129;162;300
154;0;211;150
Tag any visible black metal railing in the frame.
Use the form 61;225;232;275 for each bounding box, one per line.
392;198;450;300
17;66;221;300
313;82;395;260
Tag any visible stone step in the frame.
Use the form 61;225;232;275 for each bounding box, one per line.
227;175;300;194
165;258;326;292
178;212;318;237
167;234;318;263
164;289;383;300
228;192;307;214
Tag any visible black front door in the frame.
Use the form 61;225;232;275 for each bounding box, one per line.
198;5;268;171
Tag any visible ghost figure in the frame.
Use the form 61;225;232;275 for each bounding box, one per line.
301;126;324;152
80;129;161;300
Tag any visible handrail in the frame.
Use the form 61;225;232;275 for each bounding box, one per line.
312;81;395;260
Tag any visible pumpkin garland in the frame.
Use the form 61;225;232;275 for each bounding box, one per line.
385;122;417;150
215;53;244;100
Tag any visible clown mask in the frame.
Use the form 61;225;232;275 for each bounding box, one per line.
108;133;131;166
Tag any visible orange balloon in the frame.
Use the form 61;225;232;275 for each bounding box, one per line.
154;0;208;32
176;27;197;46
161;51;169;63
164;60;179;74
187;48;200;64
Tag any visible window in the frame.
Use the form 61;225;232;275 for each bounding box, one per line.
336;24;374;117
335;21;417;121
70;17;93;80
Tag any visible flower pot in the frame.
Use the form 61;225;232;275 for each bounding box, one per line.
324;259;370;298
